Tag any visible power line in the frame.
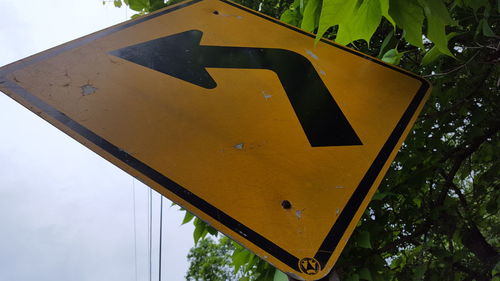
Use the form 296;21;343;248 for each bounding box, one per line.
132;179;138;281
158;196;164;281
148;188;153;281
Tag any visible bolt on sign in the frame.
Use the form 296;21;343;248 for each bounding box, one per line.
0;0;431;279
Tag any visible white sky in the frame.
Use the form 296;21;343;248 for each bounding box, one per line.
0;1;195;280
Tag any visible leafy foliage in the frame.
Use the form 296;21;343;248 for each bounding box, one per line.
186;235;284;281
186;236;236;281
112;0;499;280
108;0;186;16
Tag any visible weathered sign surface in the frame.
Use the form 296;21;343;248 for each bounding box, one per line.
0;0;431;279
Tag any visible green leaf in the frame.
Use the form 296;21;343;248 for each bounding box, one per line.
192;225;203;244
206;225;218;236
413;197;422;208
346;273;360;281
420;0;455;56
301;0;321;32
492;260;500;276
280;8;301;26
381;48;404;65
379;0;395;26
182;211;194;225
335;0;383;45
413;265;427;279
254;261;275;281
389;0;424;49
273;270;288;281
359;268;372;281
462;0;490;13
420;0;456;25
421;32;459;65
486;194;498;215
193;218;207;244
481;19;496;37
390;256;406;269
128;0;149;11
317;0;357;41
372;191;388;201
421;45;441;65
357;231;372;249
114;0;122;8
378;30;395;58
149;0;167;11
131;12;145;19
244;253;256;272
232;248;251;272
300;0;308;15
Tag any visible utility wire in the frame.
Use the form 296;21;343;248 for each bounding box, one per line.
132;179;138;281
149;188;153;281
158;196;164;281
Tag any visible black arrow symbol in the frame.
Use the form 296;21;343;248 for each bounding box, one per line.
110;30;362;147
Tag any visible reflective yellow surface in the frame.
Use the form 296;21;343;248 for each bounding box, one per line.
0;0;430;279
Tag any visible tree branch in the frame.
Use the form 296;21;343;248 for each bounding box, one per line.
437;129;500;265
420;64;495;121
376;221;432;254
453;262;489;281
422;51;480;78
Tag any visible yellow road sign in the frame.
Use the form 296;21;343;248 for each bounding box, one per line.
0;0;431;279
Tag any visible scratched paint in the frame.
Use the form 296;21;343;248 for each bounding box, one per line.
0;0;431;278
80;84;97;95
295;210;302;218
305;49;319;60
262;90;272;100
233;143;244;150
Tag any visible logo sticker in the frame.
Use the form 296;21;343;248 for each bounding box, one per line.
298;257;321;275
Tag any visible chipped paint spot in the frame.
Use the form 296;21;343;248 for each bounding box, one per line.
233;143;244;150
306;49;319;60
295;210;302;218
336;208;340;215
319;70;326;75
81;84;97;95
335;186;344;189
262;90;272;100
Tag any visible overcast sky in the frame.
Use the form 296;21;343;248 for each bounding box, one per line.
0;1;195;280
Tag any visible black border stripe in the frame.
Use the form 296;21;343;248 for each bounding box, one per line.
0;0;431;275
219;0;431;269
314;82;429;266
2;79;300;269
